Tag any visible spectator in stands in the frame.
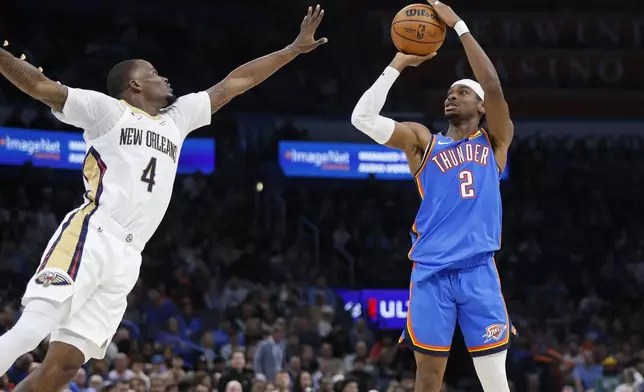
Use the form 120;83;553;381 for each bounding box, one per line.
318;343;343;376
347;358;377;392
295;318;322;350
68;368;86;392
108;353;135;382
129;356;149;388
300;345;319;374
253;324;285;382
88;374;103;391
220;331;245;362
573;349;603;391
226;380;244;392
595;356;621;391
343;341;372;374
221;276;250;310
177;297;201;338
143;289;177;339
334;378;358;392
293;371;313;392
316;306;334;339
219;350;254;392
349;320;374;350
614;368;644;392
273;370;291;392
287;355;302;384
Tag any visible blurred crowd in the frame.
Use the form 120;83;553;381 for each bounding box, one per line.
1;0;644;392
1;112;644;392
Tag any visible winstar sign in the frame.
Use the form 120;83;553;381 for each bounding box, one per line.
336;289;409;329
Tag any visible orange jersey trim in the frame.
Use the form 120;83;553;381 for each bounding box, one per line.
413;136;436;200
407;222;420;259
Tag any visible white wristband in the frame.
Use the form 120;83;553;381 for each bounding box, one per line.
454;20;470;37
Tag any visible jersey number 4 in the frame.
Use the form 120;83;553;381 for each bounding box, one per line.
141;157;157;192
458;169;475;199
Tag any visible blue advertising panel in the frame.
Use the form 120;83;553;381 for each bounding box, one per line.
0;128;215;174
336;289;409;330
280;141;508;180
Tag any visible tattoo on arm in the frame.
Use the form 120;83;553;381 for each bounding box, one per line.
207;82;232;113
0;49;68;111
39;84;69;112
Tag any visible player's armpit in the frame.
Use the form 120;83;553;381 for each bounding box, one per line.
481;84;513;146
385;121;431;153
386;121;432;174
0;49;68;112
480;84;513;171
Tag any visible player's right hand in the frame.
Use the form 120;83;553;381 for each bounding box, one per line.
390;52;437;70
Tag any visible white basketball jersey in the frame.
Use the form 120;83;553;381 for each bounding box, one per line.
53;88;211;246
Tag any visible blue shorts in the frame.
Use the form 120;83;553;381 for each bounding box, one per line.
399;256;515;357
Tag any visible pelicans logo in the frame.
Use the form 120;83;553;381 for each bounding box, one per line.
34;271;72;288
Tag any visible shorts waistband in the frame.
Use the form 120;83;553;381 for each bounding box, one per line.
438;252;493;274
90;206;145;252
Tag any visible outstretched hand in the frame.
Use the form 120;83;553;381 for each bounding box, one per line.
290;5;328;54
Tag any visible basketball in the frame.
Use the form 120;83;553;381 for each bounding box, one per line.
391;4;446;56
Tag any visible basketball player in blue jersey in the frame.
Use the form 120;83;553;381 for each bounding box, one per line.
351;1;514;391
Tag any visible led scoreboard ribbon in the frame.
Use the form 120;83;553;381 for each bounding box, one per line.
0;127;215;174
279;141;508;180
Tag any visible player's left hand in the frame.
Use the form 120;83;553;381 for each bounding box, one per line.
290;5;328;54
427;0;462;28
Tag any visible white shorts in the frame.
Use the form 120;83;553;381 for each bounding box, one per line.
22;203;144;360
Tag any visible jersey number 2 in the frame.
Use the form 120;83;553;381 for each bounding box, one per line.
459;170;475;199
141;157;157;192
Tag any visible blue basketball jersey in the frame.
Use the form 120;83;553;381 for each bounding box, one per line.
408;128;502;277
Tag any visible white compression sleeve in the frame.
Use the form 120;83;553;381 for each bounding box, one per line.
350;67;399;144
472;351;511;392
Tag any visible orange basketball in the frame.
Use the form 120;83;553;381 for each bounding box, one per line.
391;4;446;56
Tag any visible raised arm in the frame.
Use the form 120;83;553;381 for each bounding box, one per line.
430;0;514;168
351;52;435;174
0;48;68;112
207;5;327;113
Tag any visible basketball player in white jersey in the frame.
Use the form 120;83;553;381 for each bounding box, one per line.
0;6;326;391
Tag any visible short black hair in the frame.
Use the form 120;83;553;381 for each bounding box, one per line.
106;59;140;98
